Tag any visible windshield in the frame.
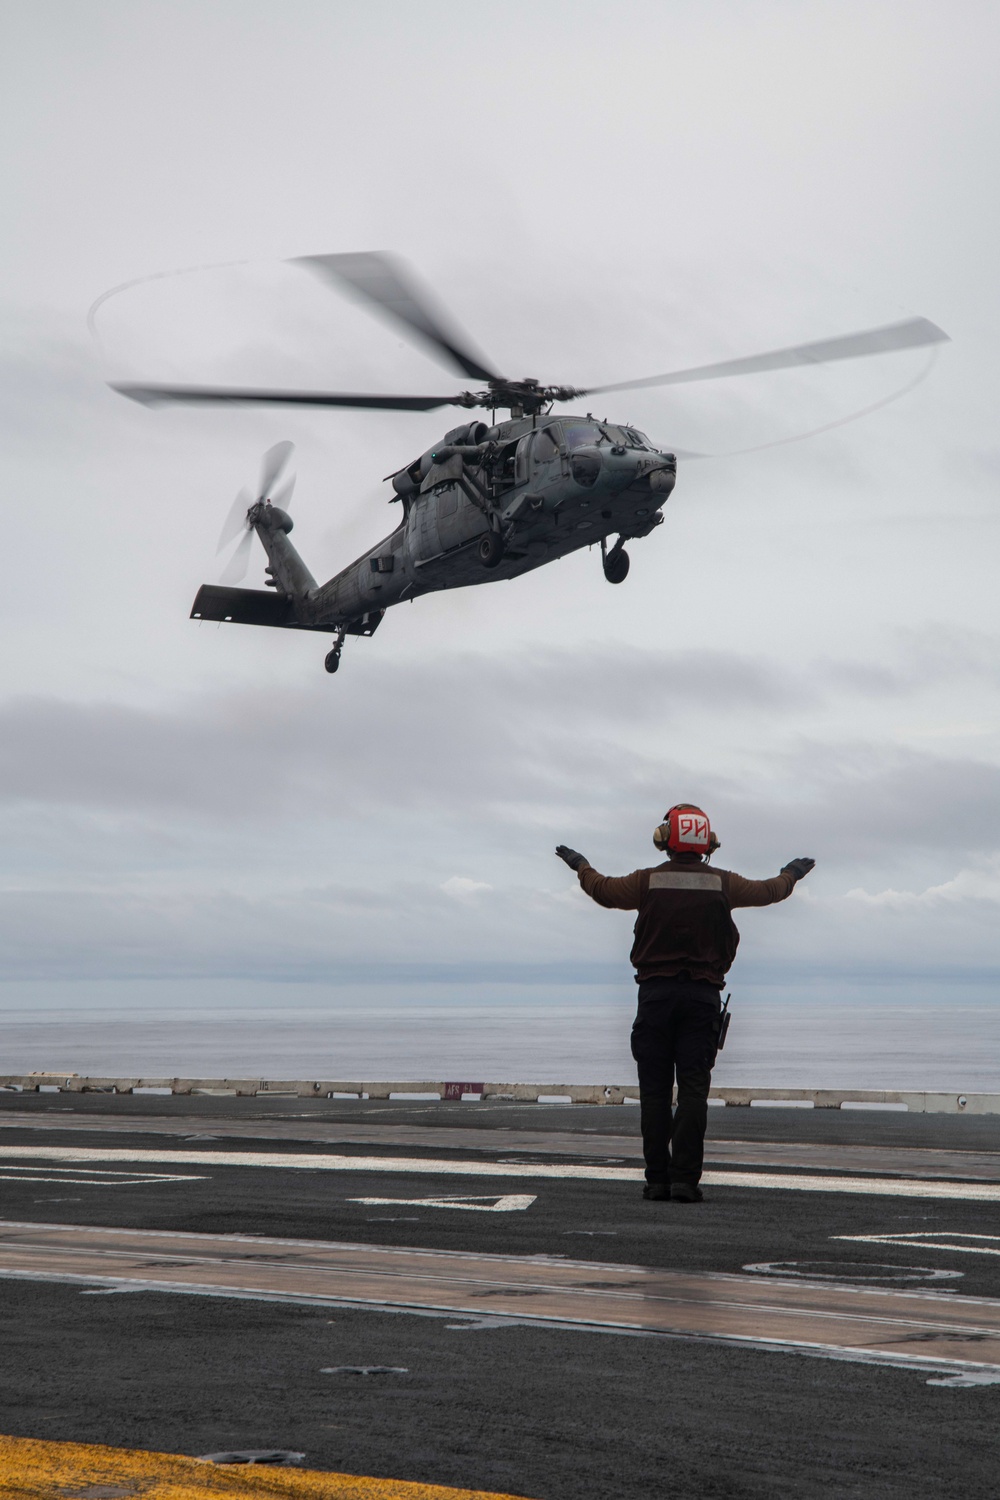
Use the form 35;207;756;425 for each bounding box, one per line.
562;421;654;450
605;424;653;448
562;421;604;449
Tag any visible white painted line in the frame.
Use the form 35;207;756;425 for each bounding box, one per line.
350;1194;537;1213
0;1164;204;1178
0;1146;998;1201
704;1173;1000;1202
744;1260;963;1283
838;1233;1000;1258
0;1174;205;1186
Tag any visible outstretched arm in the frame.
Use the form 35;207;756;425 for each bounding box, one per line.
728;858;815;908
555;846;643;911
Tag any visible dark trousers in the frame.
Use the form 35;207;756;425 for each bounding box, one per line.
630;977;722;1186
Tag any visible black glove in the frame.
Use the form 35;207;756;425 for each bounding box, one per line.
782;857;815;882
555;845;588;872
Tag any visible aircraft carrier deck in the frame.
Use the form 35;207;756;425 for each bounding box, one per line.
1;1086;998;1498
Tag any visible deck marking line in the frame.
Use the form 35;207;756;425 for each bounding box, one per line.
6;1219;1000;1305
4;1110;1000;1182
3;1266;1000;1382
4;1222;1000;1382
350;1195;537;1213
837;1232;1000;1257
1;1261;998;1338
1;1145;999;1200
0;1167;204;1184
1;1267;999;1381
0;1219;635;1270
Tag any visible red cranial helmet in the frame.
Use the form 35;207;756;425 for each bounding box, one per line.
653;804;720;856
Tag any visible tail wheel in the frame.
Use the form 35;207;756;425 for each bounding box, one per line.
603;548;630;585
324;648;341;674
477;530;506;569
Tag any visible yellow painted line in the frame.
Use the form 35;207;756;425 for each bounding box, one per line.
0;1432;533;1499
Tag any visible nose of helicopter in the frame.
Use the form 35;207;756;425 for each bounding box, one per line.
567;442;676;495
609;444;675;483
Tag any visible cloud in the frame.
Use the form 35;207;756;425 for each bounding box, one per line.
845;857;1000;908
1;633;995;825
0;629;996;985
441;877;493;900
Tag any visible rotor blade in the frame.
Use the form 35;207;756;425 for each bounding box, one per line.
111;382;463;412
216;487;252;554
270;473;296;510
219;527;255;585
259;440;294;498
295;251;500;383
671;346;941;464
582;317;950;397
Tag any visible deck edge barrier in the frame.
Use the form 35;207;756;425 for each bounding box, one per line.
0;1077;996;1113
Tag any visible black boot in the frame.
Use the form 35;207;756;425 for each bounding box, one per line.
670;1182;704;1203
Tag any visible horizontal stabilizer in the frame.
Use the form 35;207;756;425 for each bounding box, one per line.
190;586;384;636
191;585;297;627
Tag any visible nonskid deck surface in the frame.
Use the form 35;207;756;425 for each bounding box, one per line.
1;1094;999;1499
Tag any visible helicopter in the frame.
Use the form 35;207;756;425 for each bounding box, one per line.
112;252;948;673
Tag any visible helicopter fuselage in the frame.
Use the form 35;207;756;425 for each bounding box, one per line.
264;413;673;626
190;412;676;668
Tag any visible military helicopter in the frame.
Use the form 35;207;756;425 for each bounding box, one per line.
113;253;947;673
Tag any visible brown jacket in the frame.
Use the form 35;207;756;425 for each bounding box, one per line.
577;855;796;987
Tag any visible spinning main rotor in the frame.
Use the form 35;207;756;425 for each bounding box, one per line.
111;252;948;421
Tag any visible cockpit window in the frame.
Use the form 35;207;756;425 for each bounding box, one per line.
563;421;604;449
603;424;650;448
562;421;653;449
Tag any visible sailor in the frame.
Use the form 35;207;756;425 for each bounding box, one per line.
555;805;814;1203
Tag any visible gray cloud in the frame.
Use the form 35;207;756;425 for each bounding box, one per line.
0;633;997;983
2;636;994;822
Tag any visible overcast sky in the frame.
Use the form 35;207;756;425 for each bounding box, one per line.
1;0;998;1020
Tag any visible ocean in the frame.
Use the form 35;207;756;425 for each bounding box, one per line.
1;982;998;1092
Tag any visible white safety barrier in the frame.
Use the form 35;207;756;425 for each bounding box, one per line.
0;1075;997;1113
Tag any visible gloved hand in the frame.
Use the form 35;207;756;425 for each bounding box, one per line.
555;845;588;872
782;857;816;882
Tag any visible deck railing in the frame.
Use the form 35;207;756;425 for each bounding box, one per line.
1;1075;997;1113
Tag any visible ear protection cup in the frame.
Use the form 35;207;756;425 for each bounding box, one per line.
654;804;720;856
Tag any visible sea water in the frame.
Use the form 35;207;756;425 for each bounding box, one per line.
1;980;998;1091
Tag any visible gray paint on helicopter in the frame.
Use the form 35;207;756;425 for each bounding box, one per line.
112;252;943;671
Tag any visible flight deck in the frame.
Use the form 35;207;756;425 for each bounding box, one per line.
0;1090;998;1498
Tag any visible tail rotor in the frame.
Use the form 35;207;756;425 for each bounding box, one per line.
215;441;295;586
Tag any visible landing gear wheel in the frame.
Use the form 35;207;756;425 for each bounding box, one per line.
324;627;347;675
477;530;506;569
603;547;630;584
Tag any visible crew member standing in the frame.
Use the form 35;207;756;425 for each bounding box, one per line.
556;804;814;1203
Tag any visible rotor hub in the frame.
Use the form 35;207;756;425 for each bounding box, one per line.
455;378;584;416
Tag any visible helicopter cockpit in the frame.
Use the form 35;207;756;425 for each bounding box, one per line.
561;419;655;450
